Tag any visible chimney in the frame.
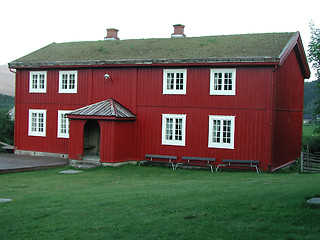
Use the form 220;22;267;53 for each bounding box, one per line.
171;24;186;38
104;28;119;40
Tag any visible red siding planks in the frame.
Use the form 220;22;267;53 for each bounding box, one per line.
14;55;305;170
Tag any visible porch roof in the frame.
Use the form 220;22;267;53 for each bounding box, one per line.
67;98;136;119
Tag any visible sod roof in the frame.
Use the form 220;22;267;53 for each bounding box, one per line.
9;32;297;68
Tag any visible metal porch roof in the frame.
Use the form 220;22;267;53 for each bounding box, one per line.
68;99;136;119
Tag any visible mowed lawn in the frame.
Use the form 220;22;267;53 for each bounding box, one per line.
1;165;320;240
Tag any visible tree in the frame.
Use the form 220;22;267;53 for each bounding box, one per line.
308;21;320;134
0;110;14;146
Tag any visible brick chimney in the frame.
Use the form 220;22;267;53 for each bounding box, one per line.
104;28;119;40
171;24;186;38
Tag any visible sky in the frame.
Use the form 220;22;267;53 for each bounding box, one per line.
1;0;320;80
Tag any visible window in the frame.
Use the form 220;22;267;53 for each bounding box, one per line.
57;110;71;138
210;69;236;95
208;115;235;149
162;114;186;146
59;71;78;93
29;71;47;93
28;109;47;137
163;69;187;94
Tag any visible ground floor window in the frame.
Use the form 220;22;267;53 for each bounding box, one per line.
28;109;47;137
162;114;186;146
57;110;71;138
208;115;235;149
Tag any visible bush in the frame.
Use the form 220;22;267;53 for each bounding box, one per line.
0;109;14;145
302;135;320;153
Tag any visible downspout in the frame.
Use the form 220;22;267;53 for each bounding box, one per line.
268;65;278;172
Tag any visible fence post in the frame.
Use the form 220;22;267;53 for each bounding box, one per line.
300;151;304;173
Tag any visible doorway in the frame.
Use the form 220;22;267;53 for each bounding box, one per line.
83;120;100;161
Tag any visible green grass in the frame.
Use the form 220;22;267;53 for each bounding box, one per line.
1;165;320;240
303;125;317;137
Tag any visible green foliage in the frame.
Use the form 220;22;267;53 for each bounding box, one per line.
304;80;318;115
305;136;320;152
0;109;14;145
0;94;14;111
302;125;320;152
308;21;320;134
1;166;320;239
308;21;320;79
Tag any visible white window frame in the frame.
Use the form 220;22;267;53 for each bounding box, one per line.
163;69;187;95
57;110;71;138
29;71;47;93
28;109;47;137
59;70;78;93
210;68;236;95
161;114;186;146
208;115;235;149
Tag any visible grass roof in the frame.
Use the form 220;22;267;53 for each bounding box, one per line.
10;32;296;66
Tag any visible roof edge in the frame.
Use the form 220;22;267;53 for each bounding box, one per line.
278;32;310;78
8;56;280;68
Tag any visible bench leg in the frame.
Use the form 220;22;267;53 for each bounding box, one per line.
215;165;220;172
170;162;175;170
138;161;146;167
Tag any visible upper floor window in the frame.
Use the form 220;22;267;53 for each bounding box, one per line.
162;114;186;146
208;115;235;149
163;69;187;95
28;109;46;137
29;71;47;93
210;69;236;95
59;71;78;93
57;110;71;138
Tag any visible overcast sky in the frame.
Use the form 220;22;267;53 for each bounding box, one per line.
1;0;320;80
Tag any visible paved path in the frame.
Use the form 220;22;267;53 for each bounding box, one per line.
0;153;68;173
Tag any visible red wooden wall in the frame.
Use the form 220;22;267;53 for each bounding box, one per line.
14;55;305;170
272;50;305;169
135;66;274;170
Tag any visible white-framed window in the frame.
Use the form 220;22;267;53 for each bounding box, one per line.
163;69;187;94
28;109;47;137
161;114;186;146
59;71;78;93
29;71;47;93
57;110;71;138
208;115;235;149
210;69;236;95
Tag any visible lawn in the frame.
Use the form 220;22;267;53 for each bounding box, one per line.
303;125;317;137
0;165;320;240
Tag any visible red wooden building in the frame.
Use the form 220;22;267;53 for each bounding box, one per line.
9;25;310;171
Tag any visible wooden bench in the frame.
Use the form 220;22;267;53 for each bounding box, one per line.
175;156;216;172
138;154;177;169
216;159;261;173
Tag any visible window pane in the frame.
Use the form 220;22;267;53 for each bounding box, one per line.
175;73;184;90
165;118;173;140
60;113;67;133
224;73;233;91
38;113;44;132
174;118;182;141
213;119;221;143
32;113;37;131
32;75;38;89
214;73;222;90
166;73;174;90
222;120;231;143
39;74;45;89
62;74;68;89
69;74;75;89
